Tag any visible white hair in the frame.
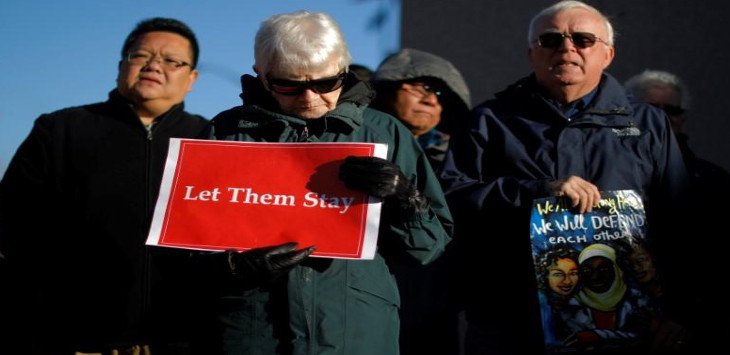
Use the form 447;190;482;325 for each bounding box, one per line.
527;0;614;47
624;70;691;110
254;11;352;75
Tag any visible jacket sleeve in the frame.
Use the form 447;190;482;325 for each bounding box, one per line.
440;105;551;218
383;124;453;265
644;107;692;286
0;114;56;351
1;115;55;259
652;111;690;205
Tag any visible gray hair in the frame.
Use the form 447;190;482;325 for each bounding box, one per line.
528;0;614;47
254;11;352;75
624;70;691;109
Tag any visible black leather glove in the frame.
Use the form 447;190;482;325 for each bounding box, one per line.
202;242;314;289
338;156;429;215
228;242;314;279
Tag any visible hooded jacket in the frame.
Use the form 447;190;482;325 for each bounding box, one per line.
373;48;471;171
203;73;453;355
374;48;471;111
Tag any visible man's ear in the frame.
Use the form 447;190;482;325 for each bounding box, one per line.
185;69;199;93
602;46;615;70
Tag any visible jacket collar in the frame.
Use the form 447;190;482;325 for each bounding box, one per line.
582;74;633;117
107;89;186;126
498;73;634;126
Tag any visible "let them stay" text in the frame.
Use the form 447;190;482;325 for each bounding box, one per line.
182;185;356;214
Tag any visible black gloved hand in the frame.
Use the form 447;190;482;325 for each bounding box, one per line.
223;242;315;288
338;156;429;215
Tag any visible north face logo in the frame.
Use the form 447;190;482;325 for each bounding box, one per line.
611;127;641;137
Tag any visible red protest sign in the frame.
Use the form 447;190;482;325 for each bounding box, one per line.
146;138;386;259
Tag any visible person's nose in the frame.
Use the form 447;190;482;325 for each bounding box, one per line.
141;55;164;71
558;36;577;51
631;263;643;273
301;88;319;99
421;92;439;106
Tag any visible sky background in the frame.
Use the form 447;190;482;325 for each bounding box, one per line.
0;0;400;176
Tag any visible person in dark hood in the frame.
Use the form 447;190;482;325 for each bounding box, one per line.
196;11;453;355
371;48;471;171
368;48;471;355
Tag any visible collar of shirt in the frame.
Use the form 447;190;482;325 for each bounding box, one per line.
541;87;598;119
417;128;447;148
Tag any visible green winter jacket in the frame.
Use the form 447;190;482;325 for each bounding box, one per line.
203;73;453;355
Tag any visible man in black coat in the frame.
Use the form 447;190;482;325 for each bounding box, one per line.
0;17;208;354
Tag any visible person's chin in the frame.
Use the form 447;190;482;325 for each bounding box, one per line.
550;74;581;86
546;67;580;81
135;78;164;90
132;85;163;98
293;108;328;120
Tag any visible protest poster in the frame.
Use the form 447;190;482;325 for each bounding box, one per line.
530;190;663;353
146;138;387;260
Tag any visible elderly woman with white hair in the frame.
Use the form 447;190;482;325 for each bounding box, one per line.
196;10;453;355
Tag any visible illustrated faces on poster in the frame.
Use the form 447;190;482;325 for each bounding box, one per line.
548;257;580;296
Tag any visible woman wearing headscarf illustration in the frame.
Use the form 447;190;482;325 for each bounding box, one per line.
560;243;654;351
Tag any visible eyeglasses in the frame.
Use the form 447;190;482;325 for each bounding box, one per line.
126;50;192;70
653;103;685;116
536;32;607;49
400;82;442;100
266;72;347;96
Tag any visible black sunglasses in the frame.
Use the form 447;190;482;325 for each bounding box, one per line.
536;32;606;49
266;72;347;96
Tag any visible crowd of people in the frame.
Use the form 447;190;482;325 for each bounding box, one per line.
1;1;727;354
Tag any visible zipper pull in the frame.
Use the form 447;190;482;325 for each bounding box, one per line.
299;126;309;142
144;123;155;140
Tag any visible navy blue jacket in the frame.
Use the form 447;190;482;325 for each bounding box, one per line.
440;73;689;353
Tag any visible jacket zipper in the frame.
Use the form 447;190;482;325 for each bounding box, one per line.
299;125;309;142
141;122;155;334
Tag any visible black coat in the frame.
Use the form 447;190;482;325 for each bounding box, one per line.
0;90;207;353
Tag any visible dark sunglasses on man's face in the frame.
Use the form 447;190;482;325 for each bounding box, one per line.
536;32;606;49
266;72;347;96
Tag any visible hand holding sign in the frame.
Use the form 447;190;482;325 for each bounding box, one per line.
339;156;429;216
228;242;315;287
147;139;386;259
196;242;315;290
